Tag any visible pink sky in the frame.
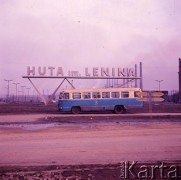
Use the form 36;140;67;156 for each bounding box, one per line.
0;0;181;96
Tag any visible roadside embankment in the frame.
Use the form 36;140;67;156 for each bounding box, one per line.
0;102;181;114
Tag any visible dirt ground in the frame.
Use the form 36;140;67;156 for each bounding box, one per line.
0;104;181;179
0;102;181;114
1;122;181;165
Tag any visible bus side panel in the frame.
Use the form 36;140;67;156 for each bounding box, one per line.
58;98;143;112
58;100;72;112
58;99;102;112
112;99;143;109
97;99;143;110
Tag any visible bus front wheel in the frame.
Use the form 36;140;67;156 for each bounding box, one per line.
114;105;124;114
71;107;81;114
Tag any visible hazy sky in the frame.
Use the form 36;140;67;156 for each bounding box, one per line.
0;0;181;96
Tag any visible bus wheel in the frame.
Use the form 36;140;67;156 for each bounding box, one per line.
71;107;81;114
114;105;124;114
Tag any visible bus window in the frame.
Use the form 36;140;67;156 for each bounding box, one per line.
63;93;69;99
72;93;81;99
92;92;101;99
121;92;129;98
82;92;91;99
134;91;140;98
59;93;63;99
111;92;120;98
102;92;110;98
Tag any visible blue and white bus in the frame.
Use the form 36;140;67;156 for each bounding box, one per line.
58;88;143;114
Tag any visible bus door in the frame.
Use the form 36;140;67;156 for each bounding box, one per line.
92;92;103;110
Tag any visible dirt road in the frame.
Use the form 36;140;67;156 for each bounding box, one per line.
0;114;181;179
0;115;181;165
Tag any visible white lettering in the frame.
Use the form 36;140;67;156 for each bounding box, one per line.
27;66;35;76
118;68;126;77
25;66;136;78
56;67;64;76
127;68;135;77
85;68;91;77
112;68;115;77
168;165;177;179
48;66;55;76
38;66;46;76
138;165;148;179
69;71;79;77
101;68;109;77
150;165;159;179
93;67;99;77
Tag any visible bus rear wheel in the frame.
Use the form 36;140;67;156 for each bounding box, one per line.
71;107;81;114
114;105;124;114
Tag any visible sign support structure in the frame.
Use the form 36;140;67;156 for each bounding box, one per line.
27;78;75;105
136;91;164;118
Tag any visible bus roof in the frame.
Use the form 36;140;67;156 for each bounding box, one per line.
60;87;142;93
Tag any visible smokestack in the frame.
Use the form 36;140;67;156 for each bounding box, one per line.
135;64;138;87
179;58;181;103
140;62;143;90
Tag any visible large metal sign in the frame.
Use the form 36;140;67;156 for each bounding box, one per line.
23;63;143;105
25;66;136;78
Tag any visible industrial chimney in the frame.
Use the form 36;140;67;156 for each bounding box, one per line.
179;58;181;103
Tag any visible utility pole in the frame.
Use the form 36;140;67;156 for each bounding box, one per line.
155;80;163;91
13;83;20;101
139;62;143;90
4;79;13;101
135;64;138;88
26;87;31;102
21;86;26;102
179;58;181;103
